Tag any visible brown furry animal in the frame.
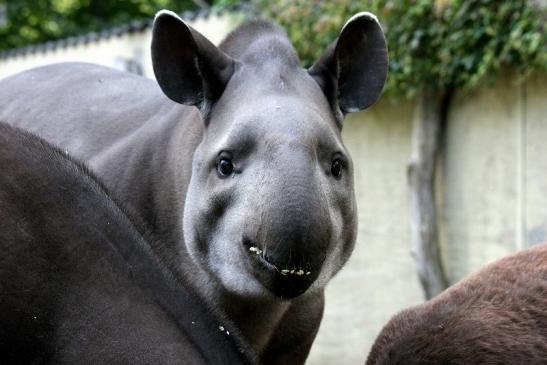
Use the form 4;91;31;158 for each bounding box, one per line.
366;243;547;365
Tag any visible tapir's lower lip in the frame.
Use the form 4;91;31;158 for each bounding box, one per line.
241;238;319;298
243;240;310;275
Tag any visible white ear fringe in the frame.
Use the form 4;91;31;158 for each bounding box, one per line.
342;12;381;32
154;9;187;26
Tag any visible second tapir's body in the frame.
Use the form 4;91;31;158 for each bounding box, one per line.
0;11;388;363
365;243;547;365
0;123;255;365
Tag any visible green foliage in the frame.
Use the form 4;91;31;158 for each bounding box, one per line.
3;0;544;99
261;0;547;98
0;0;200;51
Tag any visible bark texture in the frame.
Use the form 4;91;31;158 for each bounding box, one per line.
408;86;450;299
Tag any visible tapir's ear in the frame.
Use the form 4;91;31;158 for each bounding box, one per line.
151;10;235;109
309;12;388;114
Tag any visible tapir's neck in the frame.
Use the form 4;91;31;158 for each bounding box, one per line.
220;20;300;72
175;248;291;354
180;256;324;359
143;106;203;272
217;291;292;352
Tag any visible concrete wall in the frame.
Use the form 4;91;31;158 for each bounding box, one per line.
440;73;547;282
308;73;547;365
1;14;546;365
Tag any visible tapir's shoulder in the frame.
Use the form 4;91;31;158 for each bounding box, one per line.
2;62;151;83
0;61;183;161
1;62;158;97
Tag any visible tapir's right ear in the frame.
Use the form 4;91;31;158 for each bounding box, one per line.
151;10;236;109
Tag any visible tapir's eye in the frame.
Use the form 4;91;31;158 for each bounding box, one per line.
331;159;343;178
217;158;234;177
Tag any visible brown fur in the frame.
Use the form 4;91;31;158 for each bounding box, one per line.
366;243;547;365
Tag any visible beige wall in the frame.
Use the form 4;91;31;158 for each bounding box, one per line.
525;75;547;246
308;73;547;365
440;73;547;282
1;15;546;365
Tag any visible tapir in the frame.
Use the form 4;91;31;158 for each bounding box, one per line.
0;122;256;364
365;243;547;365
0;10;388;363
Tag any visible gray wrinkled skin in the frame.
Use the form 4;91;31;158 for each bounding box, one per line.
0;11;387;364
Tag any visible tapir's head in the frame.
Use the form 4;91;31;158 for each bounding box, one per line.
151;11;387;299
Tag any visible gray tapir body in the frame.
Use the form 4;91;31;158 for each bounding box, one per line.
0;11;387;363
0;123;255;364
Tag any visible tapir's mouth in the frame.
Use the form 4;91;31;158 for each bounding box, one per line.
242;238;312;276
248;245;279;273
241;238;320;298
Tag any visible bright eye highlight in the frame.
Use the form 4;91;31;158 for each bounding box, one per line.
217;158;234;177
331;159;343;178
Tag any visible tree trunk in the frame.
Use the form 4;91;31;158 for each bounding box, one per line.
407;86;451;299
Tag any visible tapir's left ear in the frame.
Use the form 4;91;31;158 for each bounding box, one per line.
151;10;235;110
309;12;388;114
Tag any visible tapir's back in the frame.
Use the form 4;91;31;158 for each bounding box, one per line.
365;244;547;365
0;62;198;162
0;63;203;252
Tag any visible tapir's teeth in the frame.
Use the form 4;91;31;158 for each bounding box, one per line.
280;268;311;276
250;246;312;276
218;325;230;336
249;246;263;255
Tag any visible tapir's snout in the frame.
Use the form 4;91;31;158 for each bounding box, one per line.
243;166;331;298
